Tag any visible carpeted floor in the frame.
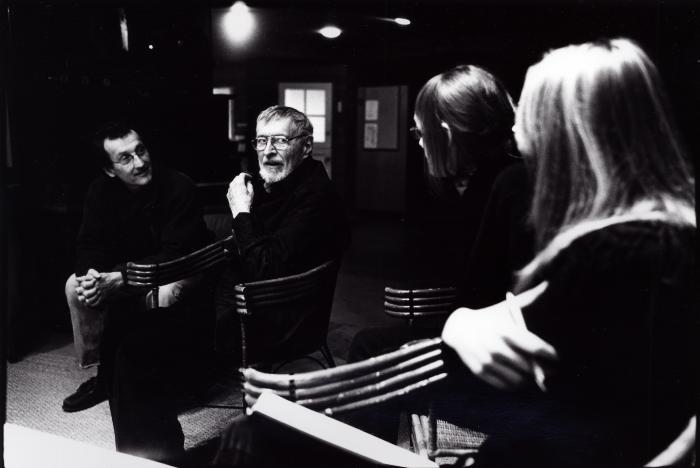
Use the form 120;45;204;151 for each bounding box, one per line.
5;334;244;451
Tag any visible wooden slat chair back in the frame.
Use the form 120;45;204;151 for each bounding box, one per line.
246;335;695;467
234;259;340;369
242;337;450;415
125;234;235;307
384;286;458;326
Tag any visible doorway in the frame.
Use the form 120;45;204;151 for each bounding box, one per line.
278;82;333;177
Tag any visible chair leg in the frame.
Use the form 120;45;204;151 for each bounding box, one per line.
320;342;336;368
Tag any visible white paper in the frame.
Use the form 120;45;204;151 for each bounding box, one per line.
364;123;378;148
251;393;437;467
365;99;379;120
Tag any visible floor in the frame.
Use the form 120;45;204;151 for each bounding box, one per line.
5;216;464;457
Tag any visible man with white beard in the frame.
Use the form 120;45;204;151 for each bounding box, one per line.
220;103;349;287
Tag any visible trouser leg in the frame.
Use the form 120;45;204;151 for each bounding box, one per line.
109;306;212;464
66;274;105;368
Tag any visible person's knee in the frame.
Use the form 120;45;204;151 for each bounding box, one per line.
158;282;182;308
65;274;80;304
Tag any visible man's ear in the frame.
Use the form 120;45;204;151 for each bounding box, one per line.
302;136;314;156
103;167;116;178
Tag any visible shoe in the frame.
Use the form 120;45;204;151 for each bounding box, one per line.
62;376;107;413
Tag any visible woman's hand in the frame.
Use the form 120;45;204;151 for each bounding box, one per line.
441;282;557;390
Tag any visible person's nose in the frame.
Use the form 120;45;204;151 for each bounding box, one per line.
262;139;277;156
132;153;147;168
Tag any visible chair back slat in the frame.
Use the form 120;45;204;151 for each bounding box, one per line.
385;286;457;297
244;348;443;400
235;259;340;367
384;286;457;324
297;360;446;409
124;235;234;288
241;338;451;416
385;296;457;306
127;240;226;273
323;372;448;416
385;302;455;312
127;251;229;287
234;282;319;309
242;337;443;388
139;252;229;285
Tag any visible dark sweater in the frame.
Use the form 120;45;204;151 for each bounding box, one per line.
453;155;517;264
500;220;696;466
74;166;212;277
457;163;534;308
230;157;350;281
214;157;350;353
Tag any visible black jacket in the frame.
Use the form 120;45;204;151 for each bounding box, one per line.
74;166;211;277
231;157;350;281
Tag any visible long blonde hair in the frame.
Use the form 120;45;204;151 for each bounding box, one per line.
514;38;695;288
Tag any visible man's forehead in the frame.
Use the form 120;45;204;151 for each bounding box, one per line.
256;117;292;135
103;131;141;155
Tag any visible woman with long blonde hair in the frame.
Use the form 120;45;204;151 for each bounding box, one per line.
442;38;695;465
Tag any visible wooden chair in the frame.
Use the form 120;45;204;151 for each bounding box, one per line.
242;337;450;415
124;234;235;307
235;259;341;370
384;286;457;326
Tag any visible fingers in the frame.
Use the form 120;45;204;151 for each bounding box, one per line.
504;330;558;362
77;269;102;289
516;281;548;308
460;343;533;390
230;173;252;189
442;306;555;391
77;287;102;307
227;173;253;201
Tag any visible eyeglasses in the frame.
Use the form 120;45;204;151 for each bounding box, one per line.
409;126;422;141
115;144;148;166
251;134;307;151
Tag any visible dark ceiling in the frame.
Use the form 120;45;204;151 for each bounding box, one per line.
210;1;697;64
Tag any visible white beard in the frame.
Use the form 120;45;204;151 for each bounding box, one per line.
259;164;288;186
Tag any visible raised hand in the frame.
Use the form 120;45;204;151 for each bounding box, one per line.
441;282;557;391
227;172;254;218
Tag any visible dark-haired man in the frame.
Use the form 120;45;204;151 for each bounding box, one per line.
62;122;212;414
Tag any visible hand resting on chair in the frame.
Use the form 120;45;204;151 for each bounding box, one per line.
441;282;558;391
76;267;197;309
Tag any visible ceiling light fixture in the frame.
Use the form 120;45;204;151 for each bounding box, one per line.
224;1;255;44
319;26;342;39
394;17;411;26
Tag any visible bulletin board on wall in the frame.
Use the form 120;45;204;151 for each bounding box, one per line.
360;86;399;150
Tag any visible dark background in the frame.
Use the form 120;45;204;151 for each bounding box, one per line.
2;0;698;375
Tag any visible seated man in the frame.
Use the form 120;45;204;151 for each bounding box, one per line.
214;104;351;352
62;120;213;414
111;105;350;464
